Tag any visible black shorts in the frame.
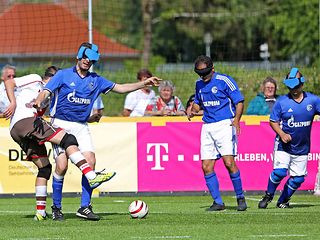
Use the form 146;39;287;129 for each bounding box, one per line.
10;116;61;160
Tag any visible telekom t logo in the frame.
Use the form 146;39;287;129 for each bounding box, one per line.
146;143;169;170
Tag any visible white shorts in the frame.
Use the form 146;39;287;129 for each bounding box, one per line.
273;150;308;176
51;118;94;159
200;119;237;160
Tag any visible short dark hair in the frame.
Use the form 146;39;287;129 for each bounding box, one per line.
44;65;59;80
194;55;213;69
137;69;152;80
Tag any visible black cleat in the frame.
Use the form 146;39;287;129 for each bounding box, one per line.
237;197;247;211
258;192;273;209
52;205;64;221
206;201;226;211
277;199;291;208
76;205;100;221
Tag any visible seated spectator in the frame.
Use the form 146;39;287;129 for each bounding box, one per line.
186;94;203;116
246;77;278;115
0;64;16;117
145;80;186;116
122;69;155;117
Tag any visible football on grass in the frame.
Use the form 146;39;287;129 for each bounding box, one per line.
128;200;149;218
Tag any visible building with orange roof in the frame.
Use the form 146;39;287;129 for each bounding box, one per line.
0;3;140;70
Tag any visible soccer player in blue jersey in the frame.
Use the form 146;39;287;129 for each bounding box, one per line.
258;68;320;209
187;55;247;211
35;42;161;221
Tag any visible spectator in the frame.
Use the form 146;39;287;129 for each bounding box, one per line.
246;77;278;115
187;55;247;211
0;64;16;117
145;80;186;116
122;69;155;117
258;68;320;209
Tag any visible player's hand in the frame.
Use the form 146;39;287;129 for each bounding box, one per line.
144;77;162;87
231;119;241;135
3;102;16;120
186;109;195;121
280;133;292;143
87;113;102;123
32;104;46;117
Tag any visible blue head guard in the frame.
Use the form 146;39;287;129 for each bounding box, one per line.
77;43;100;62
283;68;305;89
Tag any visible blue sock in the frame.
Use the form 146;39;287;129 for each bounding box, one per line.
81;175;93;208
278;176;304;203
267;168;287;196
52;176;64;208
205;172;223;205
277;183;291;204
230;171;244;199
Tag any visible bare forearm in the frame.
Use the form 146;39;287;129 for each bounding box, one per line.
4;79;16;104
34;90;51;108
234;101;244;122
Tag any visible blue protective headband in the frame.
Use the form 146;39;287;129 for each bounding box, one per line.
283;67;305;89
77;43;100;62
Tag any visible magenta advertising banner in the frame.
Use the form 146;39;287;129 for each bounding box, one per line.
137;121;320;192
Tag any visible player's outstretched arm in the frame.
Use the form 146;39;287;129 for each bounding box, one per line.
34;89;51;110
3;78;17;119
187;102;200;121
112;76;162;93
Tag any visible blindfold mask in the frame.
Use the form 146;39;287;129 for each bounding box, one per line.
283;67;305;89
194;66;212;77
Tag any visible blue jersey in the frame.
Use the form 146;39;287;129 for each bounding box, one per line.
194;72;244;123
270;92;320;155
45;66;115;122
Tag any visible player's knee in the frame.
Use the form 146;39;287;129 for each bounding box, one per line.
37;163;52;180
60;133;78;149
270;168;287;183
288;176;305;190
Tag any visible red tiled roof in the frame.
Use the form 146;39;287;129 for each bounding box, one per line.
0;3;139;57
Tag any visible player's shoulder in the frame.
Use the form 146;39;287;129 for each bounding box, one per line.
215;72;233;81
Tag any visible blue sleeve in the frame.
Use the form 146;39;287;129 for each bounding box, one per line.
225;76;244;104
97;76;115;94
270;100;282;122
315;96;320;115
44;70;63;92
194;83;201;106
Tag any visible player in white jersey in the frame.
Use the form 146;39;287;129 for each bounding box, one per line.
35;42;161;221
3;72;115;221
123;69;155;117
187;55;247;211
259;68;320;209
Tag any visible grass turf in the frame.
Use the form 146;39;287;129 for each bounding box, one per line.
0;194;320;240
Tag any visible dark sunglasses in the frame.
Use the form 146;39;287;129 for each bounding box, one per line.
7;74;16;78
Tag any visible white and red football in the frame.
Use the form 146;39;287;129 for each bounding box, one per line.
128;200;149;219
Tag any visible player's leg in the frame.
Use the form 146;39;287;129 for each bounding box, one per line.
277;154;307;208
259;151;289;209
50;131;115;187
75;125;100;220
33;156;51;221
9;121;51;220
218;119;246;211
51;145;67;221
201;123;225;211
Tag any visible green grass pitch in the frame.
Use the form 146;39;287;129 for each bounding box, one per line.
1;194;320;239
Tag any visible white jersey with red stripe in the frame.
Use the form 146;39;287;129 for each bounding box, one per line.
10;74;44;130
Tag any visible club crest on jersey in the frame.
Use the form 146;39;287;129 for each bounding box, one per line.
88;81;94;90
211;86;218;94
307;104;313;111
